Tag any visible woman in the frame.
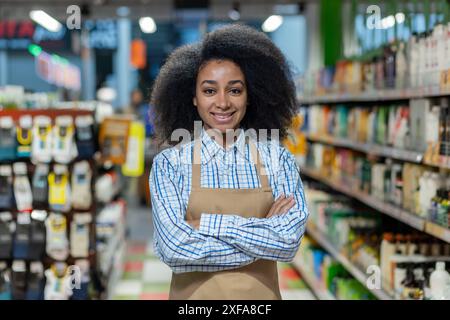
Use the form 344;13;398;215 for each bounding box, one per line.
149;24;308;300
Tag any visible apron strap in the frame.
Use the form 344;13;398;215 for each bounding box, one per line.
192;138;202;189
248;138;270;189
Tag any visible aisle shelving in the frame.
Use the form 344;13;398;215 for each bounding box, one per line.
299;166;450;244
291;255;336;300
305;134;424;164
305;223;393;300
297;86;450;104
305;134;450;170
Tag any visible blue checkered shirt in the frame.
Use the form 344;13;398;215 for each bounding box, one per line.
149;129;308;273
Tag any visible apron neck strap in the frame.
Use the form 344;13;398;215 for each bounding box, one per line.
191;135;270;189
247;137;269;189
192;138;202;189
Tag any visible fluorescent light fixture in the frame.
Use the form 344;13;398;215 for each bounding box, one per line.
139;17;157;34
29;10;62;32
262;15;283;32
380;15;395;29
395;12;405;24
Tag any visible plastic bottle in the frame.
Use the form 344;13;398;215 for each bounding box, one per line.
429;262;450;300
380;233;395;291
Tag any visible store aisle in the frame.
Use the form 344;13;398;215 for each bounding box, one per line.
112;195;315;300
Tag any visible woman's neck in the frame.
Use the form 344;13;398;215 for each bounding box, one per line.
203;125;239;148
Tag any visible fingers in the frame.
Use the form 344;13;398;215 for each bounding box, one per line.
267;194;296;218
267;194;284;217
267;194;287;217
278;195;295;214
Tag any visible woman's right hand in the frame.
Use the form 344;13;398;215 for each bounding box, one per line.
266;194;295;218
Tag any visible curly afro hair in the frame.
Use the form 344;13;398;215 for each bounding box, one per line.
150;24;298;144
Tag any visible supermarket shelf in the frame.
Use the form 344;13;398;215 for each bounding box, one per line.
292;255;336;300
425;222;450;243
297;86;450;104
300;166;450;243
306;134;423;163
300;166;425;230
306;223;393;300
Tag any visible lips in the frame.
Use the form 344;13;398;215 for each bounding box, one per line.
210;111;236;123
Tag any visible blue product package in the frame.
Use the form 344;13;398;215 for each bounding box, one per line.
0;220;13;259
0;125;17;162
71;281;89;300
13;222;30;260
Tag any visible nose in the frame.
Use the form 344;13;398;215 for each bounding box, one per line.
215;91;230;109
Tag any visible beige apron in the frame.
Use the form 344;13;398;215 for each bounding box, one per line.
169;138;281;300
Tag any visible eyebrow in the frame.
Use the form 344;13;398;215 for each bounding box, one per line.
200;80;245;86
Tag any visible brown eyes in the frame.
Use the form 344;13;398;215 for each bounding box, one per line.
202;88;243;95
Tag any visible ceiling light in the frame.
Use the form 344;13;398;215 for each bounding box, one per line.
139;17;157;34
29;10;62;32
262;15;283;32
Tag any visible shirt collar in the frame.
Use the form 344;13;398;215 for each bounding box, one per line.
199;128;248;164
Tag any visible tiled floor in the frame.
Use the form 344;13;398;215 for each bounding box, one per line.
113;188;315;300
112;241;315;300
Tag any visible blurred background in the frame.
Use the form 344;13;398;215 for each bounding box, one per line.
0;0;449;301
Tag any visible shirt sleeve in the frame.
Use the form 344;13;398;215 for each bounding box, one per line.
150;151;257;273
198;147;309;262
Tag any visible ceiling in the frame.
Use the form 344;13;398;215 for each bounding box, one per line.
0;0;314;21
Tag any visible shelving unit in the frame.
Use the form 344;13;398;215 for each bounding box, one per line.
297;86;450;104
292;255;336;300
299;166;450;243
305;134;450;170
305;134;424;164
0;107;101;299
305;223;393;300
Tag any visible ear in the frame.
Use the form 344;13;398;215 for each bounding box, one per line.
193;97;197;107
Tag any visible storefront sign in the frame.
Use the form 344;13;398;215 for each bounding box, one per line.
0;20;68;50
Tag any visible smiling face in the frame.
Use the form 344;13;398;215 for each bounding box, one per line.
193;59;247;134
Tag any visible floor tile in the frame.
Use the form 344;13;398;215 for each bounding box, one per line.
124;261;144;273
113;280;143;296
142;260;173;283
282;290;316;300
142;282;171;293
122;271;143;280
113;295;140;300
139;293;169;300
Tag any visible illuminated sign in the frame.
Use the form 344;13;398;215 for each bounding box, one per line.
0;21;68;50
0;19;116;50
84;19;117;49
29;44;81;91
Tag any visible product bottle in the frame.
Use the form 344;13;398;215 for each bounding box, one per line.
437;190;449;227
413;263;426;300
385;45;396;89
380;233;396;290
401;265;421;300
429;262;450;300
396;42;407;89
394;262;407;299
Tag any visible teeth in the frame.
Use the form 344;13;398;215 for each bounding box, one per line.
213;113;233;118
